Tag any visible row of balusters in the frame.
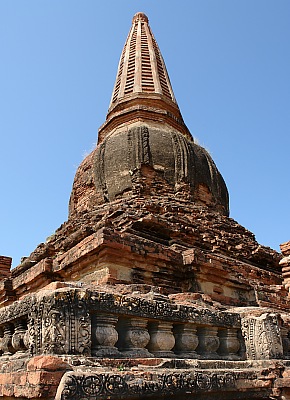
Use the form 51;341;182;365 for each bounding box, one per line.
92;313;243;359
1;314;290;359
0;315;242;359
0;319;28;355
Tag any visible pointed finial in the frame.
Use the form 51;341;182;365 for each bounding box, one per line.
132;12;149;23
98;12;191;143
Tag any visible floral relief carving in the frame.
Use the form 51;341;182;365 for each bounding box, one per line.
241;313;283;360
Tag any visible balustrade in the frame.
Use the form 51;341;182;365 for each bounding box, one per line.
0;314;243;360
0;291;247;361
0;319;28;357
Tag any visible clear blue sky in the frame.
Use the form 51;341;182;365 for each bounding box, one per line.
1;1;289;267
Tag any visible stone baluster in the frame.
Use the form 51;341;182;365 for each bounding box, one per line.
147;321;175;357
91;313;120;357
173;323;199;358
218;328;240;360
196;326;219;359
117;317;152;358
1;323;15;356
281;327;290;358
12;319;28;354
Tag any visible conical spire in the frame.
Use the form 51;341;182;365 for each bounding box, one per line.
110;12;176;105
98;12;191;143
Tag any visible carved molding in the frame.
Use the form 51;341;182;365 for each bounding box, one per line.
55;370;258;400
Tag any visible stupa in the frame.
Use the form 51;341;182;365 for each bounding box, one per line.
0;12;290;400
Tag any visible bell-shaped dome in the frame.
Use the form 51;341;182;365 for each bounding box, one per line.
69;123;229;217
69;13;229;218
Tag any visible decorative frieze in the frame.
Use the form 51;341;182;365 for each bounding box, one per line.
55;369;243;400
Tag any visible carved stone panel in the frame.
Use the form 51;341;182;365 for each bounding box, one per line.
29;289;91;356
241;313;283;360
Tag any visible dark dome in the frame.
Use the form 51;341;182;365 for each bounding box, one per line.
69;125;229;217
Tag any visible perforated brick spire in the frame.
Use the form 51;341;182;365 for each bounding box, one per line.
98;12;191;143
110;12;176;104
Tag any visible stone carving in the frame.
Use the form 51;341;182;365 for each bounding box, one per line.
0;296;33;326
73;291;91;355
42;308;66;354
171;130;189;183
55;370;239;400
241;313;283;360
29;290;91;356
89;290;240;328
141;126;151;165
94;141;108;201
0;288;243;360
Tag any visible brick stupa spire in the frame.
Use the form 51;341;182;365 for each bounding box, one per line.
98;12;191;143
68;12;229;217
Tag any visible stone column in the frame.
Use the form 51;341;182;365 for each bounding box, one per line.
12;319;28;354
281;327;290;359
218;328;240;360
147;321;175;357
118;317;152;358
173;323;199;358
1;323;14;356
197;326;220;359
91;313;120;357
